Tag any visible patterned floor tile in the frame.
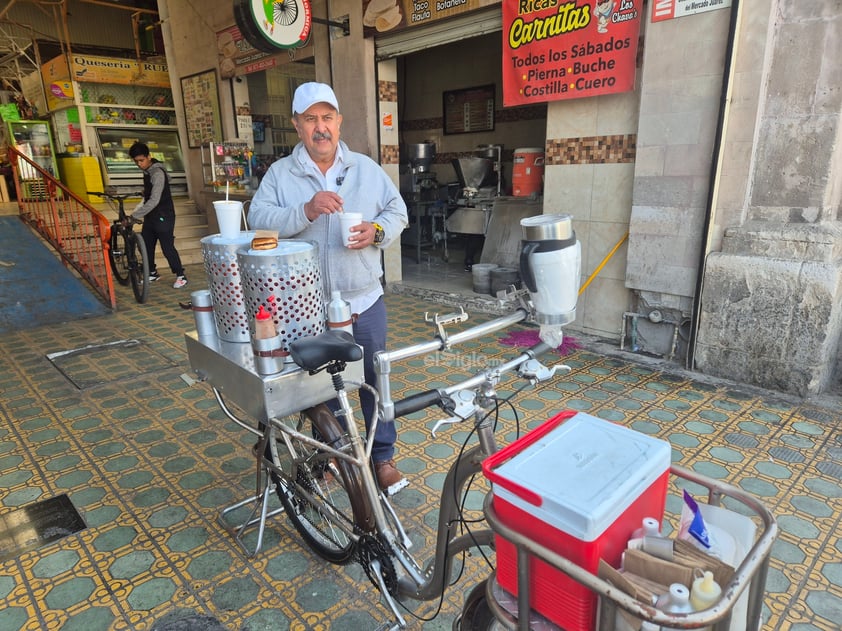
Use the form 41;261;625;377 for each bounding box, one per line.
0;263;839;629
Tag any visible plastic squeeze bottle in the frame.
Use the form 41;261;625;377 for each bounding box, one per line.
254;304;276;339
327;290;354;335
656;583;694;631
632;516;662;539
690;570;722;631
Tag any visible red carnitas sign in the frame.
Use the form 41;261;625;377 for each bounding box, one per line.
502;0;642;106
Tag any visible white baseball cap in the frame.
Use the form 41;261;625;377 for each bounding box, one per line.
292;82;339;115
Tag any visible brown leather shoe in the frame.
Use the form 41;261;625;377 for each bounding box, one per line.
374;459;408;495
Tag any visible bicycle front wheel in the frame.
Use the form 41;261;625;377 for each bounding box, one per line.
456;579;504;631
127;234;150;303
270;404;372;564
108;226;130;285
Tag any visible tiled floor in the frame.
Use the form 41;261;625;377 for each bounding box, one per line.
0;207;840;630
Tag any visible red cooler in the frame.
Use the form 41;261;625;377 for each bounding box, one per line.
483;410;671;631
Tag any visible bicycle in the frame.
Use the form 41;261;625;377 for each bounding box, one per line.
88;190;149;303
213;302;570;630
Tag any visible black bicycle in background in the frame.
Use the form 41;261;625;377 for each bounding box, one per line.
88;190;149;304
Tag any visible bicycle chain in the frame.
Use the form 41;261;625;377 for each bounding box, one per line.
357;533;399;597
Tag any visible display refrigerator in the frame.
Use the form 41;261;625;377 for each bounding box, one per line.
94;127;186;193
6;120;59;180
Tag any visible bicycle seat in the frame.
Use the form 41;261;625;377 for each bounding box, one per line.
289;330;362;371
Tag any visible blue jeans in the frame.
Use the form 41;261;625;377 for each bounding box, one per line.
352;296;395;463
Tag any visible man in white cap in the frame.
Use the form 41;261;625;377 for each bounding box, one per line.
249;82;409;495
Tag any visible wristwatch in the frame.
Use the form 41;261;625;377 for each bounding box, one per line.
372;222;385;246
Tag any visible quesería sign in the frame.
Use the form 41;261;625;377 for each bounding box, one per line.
503;0;642;106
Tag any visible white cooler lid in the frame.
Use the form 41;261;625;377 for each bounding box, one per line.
493;412;671;541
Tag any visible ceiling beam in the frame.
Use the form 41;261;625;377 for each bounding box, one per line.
79;0;158;15
0;0;20;22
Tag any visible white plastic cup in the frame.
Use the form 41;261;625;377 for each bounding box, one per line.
212;200;243;239
339;212;363;247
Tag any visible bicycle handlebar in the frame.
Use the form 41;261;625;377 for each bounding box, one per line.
391;341;557;420
393;389;443;418
87;190;142;201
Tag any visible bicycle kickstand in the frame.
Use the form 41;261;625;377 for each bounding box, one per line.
217;429;283;557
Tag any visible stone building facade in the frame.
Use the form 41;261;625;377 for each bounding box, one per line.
158;0;842;396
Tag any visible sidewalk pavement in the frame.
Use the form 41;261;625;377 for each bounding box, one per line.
0;209;839;629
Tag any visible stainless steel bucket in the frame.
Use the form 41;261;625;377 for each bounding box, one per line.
200;232;256;342
236;240;325;359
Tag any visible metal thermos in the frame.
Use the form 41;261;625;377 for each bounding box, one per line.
519;214;581;325
327;291;354;335
190;289;217;338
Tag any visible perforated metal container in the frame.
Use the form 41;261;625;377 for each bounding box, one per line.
201;232;256;342
237;240;325;357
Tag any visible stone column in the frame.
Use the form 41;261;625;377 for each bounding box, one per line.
695;2;842;395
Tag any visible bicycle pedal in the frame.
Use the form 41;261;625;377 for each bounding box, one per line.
382;477;409;497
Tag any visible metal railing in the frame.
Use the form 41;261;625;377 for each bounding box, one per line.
483;464;778;631
8;146;116;310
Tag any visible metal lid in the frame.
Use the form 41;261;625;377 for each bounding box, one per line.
520;214;573;240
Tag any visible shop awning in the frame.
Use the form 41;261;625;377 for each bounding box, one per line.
375;6;502;60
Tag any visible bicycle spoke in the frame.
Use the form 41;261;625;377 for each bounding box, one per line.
269;412;365;564
272;438;357;562
109;228;130;285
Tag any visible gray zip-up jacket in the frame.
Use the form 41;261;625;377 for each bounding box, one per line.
248;141;408;303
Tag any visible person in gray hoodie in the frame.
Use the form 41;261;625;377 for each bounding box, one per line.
129;142;187;288
248;82;409;494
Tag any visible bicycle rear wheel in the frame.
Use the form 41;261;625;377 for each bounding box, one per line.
127;234;150;303
108;226;130;285
270;404;372;564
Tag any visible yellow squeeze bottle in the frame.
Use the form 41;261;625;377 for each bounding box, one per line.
690;570;722;631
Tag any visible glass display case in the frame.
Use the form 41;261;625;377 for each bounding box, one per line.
201;141;253;191
94;127;186;193
6;120;58;179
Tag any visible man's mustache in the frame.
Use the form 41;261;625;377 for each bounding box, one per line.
312;131;332;141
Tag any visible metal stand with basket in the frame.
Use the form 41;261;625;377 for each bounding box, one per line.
481;465;778;631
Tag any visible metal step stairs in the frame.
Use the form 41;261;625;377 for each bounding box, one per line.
171;197;209;267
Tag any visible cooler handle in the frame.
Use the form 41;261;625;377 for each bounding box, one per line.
482;410;577;507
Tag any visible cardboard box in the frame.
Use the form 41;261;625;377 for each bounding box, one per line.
483;410;671;631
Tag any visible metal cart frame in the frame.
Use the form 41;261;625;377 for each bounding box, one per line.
483;464;778;631
184;330;364;556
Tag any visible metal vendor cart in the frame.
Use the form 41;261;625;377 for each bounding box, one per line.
481;465;778;631
185;330;363;555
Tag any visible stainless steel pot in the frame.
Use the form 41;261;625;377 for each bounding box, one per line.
408;142;436;172
476;144;502;160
